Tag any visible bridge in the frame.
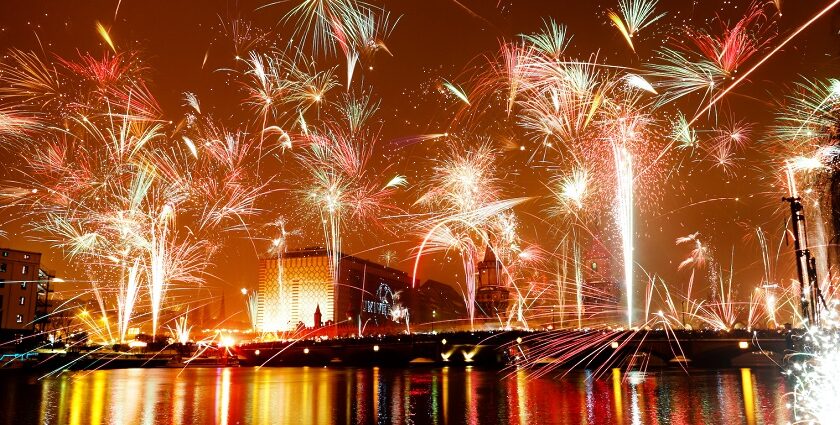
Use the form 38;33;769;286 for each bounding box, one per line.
235;329;796;369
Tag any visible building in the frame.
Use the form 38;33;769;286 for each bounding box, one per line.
33;268;56;334
582;240;621;325
0;248;41;339
256;247;413;333
475;247;512;318
409;279;465;323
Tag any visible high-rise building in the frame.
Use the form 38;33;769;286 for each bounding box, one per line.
0;248;41;338
256;247;412;333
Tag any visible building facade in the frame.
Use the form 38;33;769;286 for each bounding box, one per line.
256;248;412;333
0;248;41;334
475;246;512;318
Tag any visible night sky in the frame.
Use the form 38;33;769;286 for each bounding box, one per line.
1;0;839;322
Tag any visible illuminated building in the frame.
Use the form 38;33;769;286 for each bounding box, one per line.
475;247;512;318
256;247;412;333
0;248;50;340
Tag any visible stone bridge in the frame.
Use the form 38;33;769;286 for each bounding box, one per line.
235;329;795;369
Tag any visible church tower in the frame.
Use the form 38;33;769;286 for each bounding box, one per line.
314;303;322;328
475;246;511;318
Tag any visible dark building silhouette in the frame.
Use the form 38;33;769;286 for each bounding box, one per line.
313;304;322;328
409;279;466;323
0;248;55;342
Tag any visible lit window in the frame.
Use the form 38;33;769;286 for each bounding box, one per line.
19;297;24;305
23;254;30;259
1;252;7;257
21;265;28;274
20;282;26;290
15;314;23;323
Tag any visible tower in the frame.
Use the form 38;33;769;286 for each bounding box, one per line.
475;246;511;318
314;304;322;328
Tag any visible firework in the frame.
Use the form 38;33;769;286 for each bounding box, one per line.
0;46;272;341
787;325;840;423
442;80;471;106
607;0;665;52
95;22;117;53
613;145;634;327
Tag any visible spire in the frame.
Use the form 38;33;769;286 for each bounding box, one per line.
482;245;496;263
314;303;322;328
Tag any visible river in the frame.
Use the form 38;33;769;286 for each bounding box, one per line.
0;366;790;424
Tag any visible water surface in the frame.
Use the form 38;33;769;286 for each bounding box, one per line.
1;366;790;424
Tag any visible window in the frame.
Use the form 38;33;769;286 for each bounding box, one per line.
20;282;26;290
18;296;24;305
0;263;6;273
1;251;7;257
21;265;28;274
15;314;23;323
22;254;30;259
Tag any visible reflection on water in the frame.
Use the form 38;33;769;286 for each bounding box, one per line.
0;366;790;424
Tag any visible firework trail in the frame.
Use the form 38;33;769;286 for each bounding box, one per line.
607;0;665;52
689;0;840;125
0;46;270;340
413;142;506;327
167;314;192;345
613;145;634;327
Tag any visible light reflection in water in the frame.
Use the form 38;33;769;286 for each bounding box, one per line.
68;373;83;425
139;370;154;424
628;371;643;425
516;368;528;424
7;367;793;424
465;365;478;424
612;368;624;425
442;366;449;423
216;368;231;425
585;368;594;423
171;371;187;424
90;371;105;425
741;368;756;425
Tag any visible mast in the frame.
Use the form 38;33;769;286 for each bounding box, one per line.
782;196;822;327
